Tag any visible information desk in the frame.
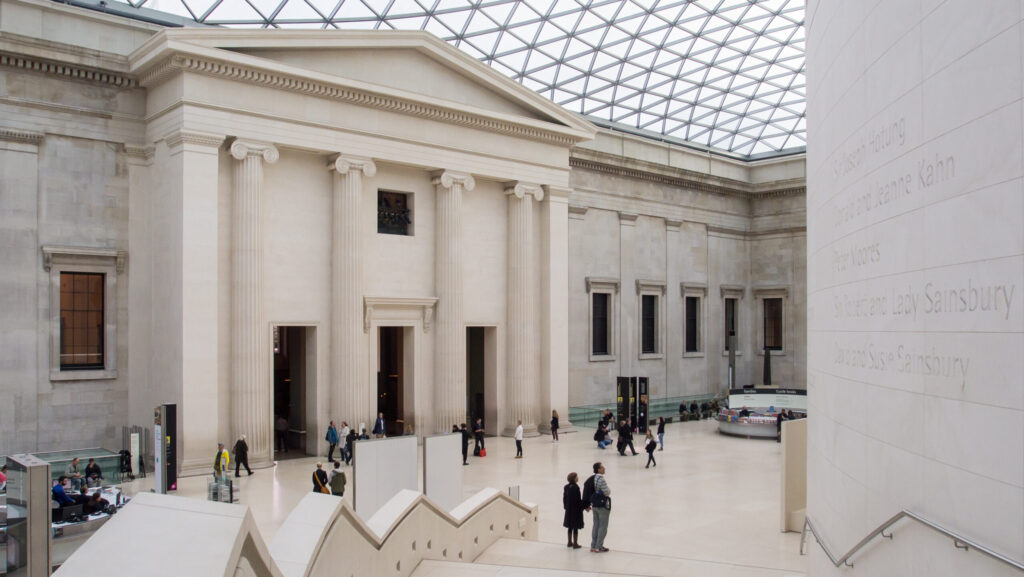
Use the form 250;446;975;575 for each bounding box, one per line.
716;412;779;438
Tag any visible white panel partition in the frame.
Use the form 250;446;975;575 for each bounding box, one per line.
423;433;462;512
352;436;418;518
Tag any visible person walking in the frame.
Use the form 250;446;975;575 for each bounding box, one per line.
656;417;665;451
325;421;339;462
550;410;560;443
344;427;355;465
582;462;611;553
213;443;230;479
562;472;584;549
372;412;386;438
312;462;329;494
644;430;657;468
514;420;524;458
460;423;471;465
617;420;638;456
473;418;486;454
328;461;346;497
234;435;253;477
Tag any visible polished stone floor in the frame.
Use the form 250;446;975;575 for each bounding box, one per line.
123;419;805;576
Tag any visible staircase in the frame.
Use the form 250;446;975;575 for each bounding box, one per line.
411;538;806;577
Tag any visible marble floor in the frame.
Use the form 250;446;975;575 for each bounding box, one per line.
122;419;806;576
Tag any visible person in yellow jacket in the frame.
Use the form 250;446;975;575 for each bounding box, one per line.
213;443;230;478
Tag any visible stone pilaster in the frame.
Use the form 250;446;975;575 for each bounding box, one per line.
432;171;475;434
504;182;542;436
330;155;376;431
229;139;278;467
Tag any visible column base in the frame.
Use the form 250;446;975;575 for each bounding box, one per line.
538;421;577;434
502;424;540;437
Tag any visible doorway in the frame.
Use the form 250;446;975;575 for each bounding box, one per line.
466;326;497;434
273;325;316;456
377;326;411;437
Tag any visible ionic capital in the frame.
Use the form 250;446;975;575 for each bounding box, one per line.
230;139;279;164
432;170;476;192
504;181;544;201
330;154;376;177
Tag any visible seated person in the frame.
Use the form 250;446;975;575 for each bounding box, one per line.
65;457;85;492
700;402;710;417
689;402;699;414
358;428;370;440
738;406;751;418
85;458;104;487
0;464;7;492
52;476;75;506
678;403;686;415
84;491;109;515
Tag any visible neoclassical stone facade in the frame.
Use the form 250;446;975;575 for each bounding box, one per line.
0;0;806;472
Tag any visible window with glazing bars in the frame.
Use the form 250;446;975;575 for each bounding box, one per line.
60;272;104;369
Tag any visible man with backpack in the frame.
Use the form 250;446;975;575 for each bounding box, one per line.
581;462;611;553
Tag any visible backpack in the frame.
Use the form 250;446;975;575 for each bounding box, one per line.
581;475;595;505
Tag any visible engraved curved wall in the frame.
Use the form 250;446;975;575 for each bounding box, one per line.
806;1;1024;574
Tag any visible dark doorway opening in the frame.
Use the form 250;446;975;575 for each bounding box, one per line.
274;326;310;458
377;326;405;437
467;327;485;425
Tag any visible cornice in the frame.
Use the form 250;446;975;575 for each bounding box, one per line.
0;128;44;144
139;54;580;147
570;151;805;199
0;52;137;89
164;130;225;150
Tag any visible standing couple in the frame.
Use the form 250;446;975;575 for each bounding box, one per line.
563;462;611;553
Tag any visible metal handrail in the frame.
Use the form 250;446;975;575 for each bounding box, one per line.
801;510;1024;571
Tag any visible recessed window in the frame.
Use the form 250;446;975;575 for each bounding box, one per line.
763;298;783;351
378;190;412;236
592;293;610;356
641;294;658;354
586;277;619;361
684;296;700;353
724;298;737;351
60;272;105;370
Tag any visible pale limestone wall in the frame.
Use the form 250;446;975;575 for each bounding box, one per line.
567;132;807;408
0;5;151;454
807;1;1023;575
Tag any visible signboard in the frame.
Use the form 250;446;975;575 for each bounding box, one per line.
163;404;178;491
728;388;807;411
153;423;163;494
637;377;649;432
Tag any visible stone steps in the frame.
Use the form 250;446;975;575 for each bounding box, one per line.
411;538;805;577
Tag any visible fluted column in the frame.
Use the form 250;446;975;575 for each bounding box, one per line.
330;155;376;431
432;171;475;434
230;139;278;467
504;182;542;436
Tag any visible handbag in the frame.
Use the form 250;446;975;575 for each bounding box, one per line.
315;473;330;495
590;490;608;508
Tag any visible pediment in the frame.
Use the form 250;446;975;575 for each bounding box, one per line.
130;29;595;144
234;46;547;121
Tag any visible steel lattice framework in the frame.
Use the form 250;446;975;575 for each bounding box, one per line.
128;0;805;157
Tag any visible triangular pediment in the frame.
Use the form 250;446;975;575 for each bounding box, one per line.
234;46;548;121
130;29;595;144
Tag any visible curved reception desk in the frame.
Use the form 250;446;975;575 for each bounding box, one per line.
716;415;779;438
718;388;807;439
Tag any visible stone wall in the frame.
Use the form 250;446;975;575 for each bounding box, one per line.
567;131;807;408
806;0;1023;574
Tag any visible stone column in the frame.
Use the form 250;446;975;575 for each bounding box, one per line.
229;139;278;467
504;182;542;436
330;155;376;432
432;171;475;434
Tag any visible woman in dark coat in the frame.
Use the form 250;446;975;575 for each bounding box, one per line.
562;472;585;549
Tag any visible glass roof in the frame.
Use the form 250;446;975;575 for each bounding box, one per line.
130;0;806;157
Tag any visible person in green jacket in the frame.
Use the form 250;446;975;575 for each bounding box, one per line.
328;460;346;497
